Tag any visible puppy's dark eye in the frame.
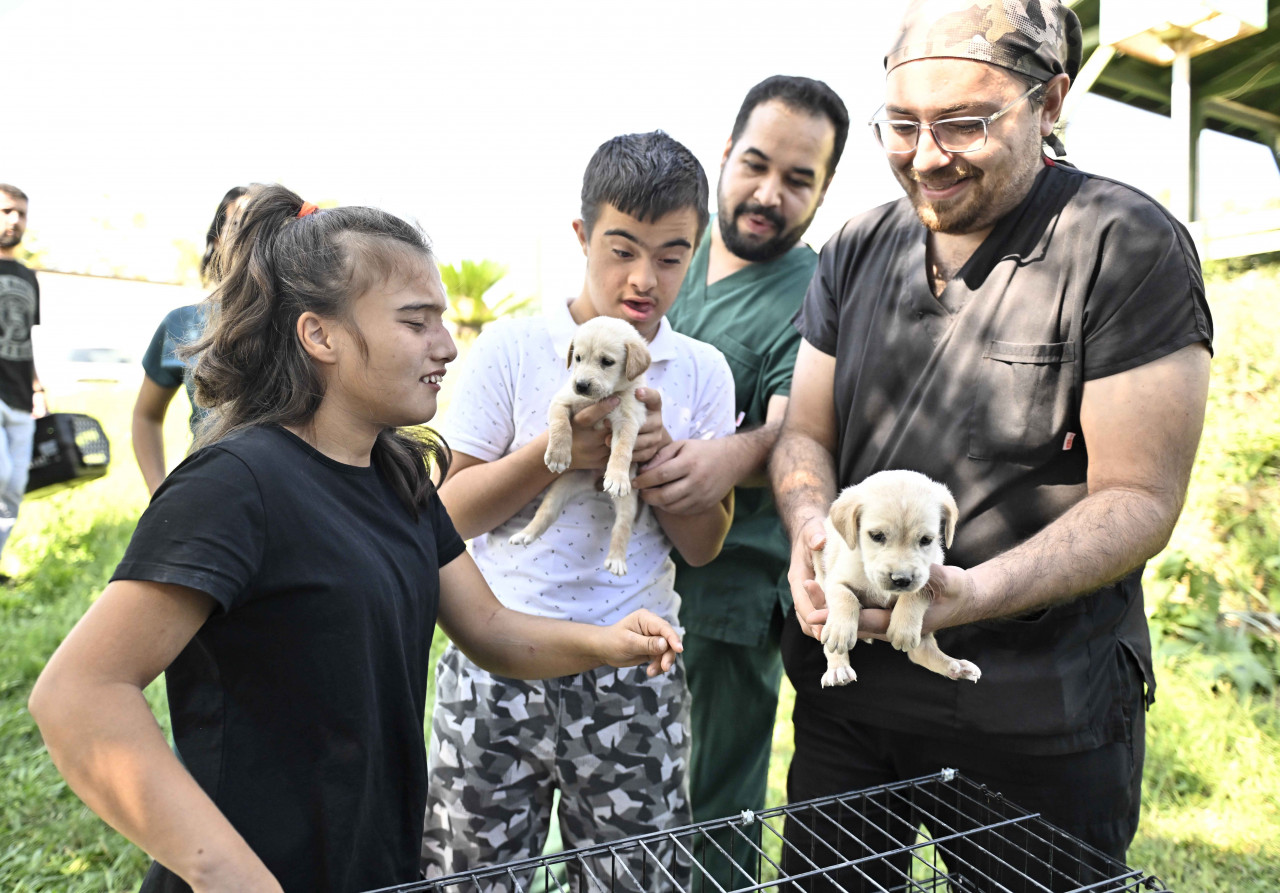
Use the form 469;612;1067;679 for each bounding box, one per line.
600;357;616;367
868;531;887;544
919;536;934;547
574;354;581;362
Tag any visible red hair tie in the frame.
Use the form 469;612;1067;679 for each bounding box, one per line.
297;201;319;218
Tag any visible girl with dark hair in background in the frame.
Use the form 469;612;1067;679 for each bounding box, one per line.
29;183;683;893
131;185;248;494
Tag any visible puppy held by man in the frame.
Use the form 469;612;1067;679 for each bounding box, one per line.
815;469;981;686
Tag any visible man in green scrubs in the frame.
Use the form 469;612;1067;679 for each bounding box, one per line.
631;75;848;887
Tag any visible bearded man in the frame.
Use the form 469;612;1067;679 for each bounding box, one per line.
770;2;1212;888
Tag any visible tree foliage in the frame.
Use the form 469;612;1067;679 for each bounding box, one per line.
438;259;535;342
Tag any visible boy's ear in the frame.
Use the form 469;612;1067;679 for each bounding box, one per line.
296;312;338;365
572;218;590;256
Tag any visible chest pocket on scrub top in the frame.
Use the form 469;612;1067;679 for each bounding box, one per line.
968;340;1077;465
714;336;764;421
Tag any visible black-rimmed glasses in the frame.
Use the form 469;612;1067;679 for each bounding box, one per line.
869;83;1042;154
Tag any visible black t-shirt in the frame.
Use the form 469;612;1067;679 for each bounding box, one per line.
0;259;40;411
788;161;1213;753
113;426;465;892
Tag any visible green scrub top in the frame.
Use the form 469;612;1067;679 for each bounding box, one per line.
666;220;818;646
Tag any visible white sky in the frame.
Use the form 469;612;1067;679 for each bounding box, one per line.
5;0;1279;301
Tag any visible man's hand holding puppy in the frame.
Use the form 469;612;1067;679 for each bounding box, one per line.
798;562;979;643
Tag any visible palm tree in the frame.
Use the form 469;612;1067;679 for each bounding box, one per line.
439;259;535;344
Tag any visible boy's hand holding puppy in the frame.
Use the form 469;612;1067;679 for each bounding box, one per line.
543;316;651;497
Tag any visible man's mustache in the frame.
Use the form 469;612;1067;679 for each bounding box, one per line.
733;202;785;230
906;163;980;187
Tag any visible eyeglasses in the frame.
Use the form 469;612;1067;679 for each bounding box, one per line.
869;83;1042;154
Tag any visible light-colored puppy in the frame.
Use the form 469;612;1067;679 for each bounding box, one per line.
814;469;981;687
509;316;651;576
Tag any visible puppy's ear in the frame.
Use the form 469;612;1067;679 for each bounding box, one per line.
939;485;959;548
624;337;651;381
565;339;575;369
828;489;863;548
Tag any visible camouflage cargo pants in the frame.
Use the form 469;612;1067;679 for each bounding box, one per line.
422;643;692;892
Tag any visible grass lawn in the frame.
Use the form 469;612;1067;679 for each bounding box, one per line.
3;264;1280;889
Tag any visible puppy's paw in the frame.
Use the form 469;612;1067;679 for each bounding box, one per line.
821;616;860;654
509;530;536;546
602;473;632;498
544;445;572;474
604;555;628;577
947;660;982;682
821;665;858;687
886;618;922;653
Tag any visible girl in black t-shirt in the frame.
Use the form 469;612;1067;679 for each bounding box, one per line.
29;184;683;893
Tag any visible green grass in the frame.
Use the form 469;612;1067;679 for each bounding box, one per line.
0;387;169;891
5;262;1280;891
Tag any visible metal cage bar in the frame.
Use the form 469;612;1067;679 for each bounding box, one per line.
373;771;1170;893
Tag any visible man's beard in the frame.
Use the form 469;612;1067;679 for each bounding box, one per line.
0;230;21;250
897;130;1045;235
896;162;989;234
718;198;813;263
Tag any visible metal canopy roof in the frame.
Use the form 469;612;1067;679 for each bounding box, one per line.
1071;0;1280;162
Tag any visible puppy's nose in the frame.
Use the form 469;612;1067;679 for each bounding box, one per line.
888;572;914;590
574;380;592;396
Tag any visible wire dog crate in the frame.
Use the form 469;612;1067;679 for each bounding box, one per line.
373;770;1170;893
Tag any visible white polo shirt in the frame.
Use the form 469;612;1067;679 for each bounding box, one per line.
441;299;736;629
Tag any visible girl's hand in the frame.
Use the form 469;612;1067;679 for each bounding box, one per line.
603;609;683;677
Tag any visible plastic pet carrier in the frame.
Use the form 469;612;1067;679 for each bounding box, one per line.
25;412;111;497
374;771;1170;892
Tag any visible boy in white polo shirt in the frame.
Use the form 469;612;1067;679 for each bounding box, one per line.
422;131;736;890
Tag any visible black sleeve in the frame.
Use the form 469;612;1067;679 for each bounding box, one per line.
427;488;467;568
1080;190;1213;381
111;446;265;612
794;224;849;356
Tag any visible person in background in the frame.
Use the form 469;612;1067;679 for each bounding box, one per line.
770;1;1212;888
0;183;46;581
131;185;248;494
29;183;683;893
630;75;848;889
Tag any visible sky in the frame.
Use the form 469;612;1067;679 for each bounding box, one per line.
5;0;1280;303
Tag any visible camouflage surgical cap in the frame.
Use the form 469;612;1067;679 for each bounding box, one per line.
885;0;1083;84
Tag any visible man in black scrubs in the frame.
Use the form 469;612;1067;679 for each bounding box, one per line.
770;1;1213;887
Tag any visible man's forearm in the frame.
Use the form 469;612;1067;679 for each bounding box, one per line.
726;420;781;488
769;428;838;540
958;484;1184;625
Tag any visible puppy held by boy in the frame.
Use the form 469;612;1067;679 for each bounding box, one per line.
814;469;981;687
510;315;650;575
